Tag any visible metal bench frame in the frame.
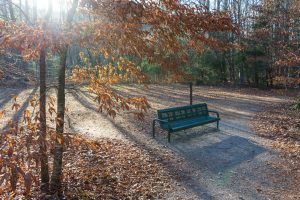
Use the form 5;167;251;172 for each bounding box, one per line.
152;103;220;142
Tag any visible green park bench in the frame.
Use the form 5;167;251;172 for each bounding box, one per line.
152;103;220;142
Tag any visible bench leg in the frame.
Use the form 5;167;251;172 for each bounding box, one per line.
217;121;219;130
168;131;171;143
152;120;156;138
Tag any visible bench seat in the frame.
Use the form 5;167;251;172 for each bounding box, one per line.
160;116;220;132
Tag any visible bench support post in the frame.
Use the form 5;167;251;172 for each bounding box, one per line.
152;120;156;138
189;82;193;105
217;121;219;129
168;131;171;143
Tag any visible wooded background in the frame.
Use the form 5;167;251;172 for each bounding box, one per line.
0;0;299;198
1;0;300;88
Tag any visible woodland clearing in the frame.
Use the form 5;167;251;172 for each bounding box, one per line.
0;84;299;199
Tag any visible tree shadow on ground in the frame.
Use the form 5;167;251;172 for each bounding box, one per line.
1;87;38;130
0;87;27;109
70;88;297;199
113;84;275;124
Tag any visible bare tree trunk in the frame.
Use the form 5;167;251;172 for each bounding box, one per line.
7;0;16;21
19;0;22;21
1;0;8;19
25;0;28;18
39;47;50;193
205;0;210;10
32;0;37;22
50;47;67;195
39;0;52;193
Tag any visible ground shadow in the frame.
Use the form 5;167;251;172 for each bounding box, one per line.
114;85;270;126
0;87;26;110
70;90;218;199
1;87;38;130
171;131;266;174
70;88;293;199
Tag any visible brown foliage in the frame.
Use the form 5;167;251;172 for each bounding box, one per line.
0;97;173;198
251;103;300;170
63;138;173;199
0;95;60;197
0;0;237;118
248;0;300;86
0;0;238;197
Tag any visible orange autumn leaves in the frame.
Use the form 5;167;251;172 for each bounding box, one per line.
0;96;41;196
79;0;237;65
72;54;150;120
0;0;238;122
0;21;46;61
69;0;237;119
1;1;237;116
0;1;239;196
0;95;70;196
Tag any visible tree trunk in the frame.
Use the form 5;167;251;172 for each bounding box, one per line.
206;0;210;10
32;0;37;22
19;0;22;21
50;47;67;195
39;48;50;193
240;62;245;85
39;0;52;193
1;0;8;19
221;52;227;83
25;0;28;18
254;66;259;87
7;0;16;21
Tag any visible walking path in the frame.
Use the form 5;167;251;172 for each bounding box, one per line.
1;85;298;199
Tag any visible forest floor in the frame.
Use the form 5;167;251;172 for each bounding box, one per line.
0;84;299;199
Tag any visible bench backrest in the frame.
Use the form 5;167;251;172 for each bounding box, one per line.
157;103;208;122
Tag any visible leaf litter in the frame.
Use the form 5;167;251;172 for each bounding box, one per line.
251;102;300;197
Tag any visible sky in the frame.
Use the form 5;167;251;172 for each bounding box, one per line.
12;0;67;20
36;0;62;10
13;0;63;13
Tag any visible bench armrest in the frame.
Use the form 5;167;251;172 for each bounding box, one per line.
153;118;168;123
208;110;220;118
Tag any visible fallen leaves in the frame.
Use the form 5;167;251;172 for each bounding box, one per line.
63;137;173;199
1;125;174;199
0;110;5;119
251;102;300;170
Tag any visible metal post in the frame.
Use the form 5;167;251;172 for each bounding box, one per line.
190;82;193;105
152;120;156;138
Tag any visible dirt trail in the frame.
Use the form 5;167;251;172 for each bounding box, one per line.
0;85;298;199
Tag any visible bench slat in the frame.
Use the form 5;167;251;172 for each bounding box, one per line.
158;103;209;122
160;116;219;131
